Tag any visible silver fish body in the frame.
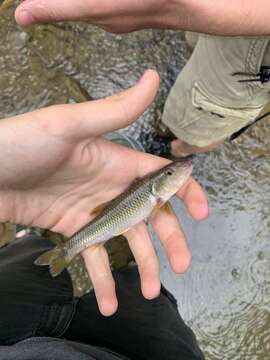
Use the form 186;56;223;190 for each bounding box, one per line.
35;160;192;277
66;179;157;260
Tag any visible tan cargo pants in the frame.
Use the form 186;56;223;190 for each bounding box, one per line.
162;34;270;147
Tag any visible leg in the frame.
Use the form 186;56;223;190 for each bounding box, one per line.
0;236;204;358
0;235;76;345
65;266;204;360
162;35;270;155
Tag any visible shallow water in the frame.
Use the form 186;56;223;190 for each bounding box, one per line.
156;133;270;359
0;1;269;358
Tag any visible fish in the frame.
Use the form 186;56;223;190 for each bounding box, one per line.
35;160;193;277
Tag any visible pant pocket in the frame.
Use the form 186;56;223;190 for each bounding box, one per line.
36;300;79;338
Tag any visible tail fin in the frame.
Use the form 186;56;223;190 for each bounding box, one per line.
34;245;70;278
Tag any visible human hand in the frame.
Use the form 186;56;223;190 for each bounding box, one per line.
15;0;179;33
15;0;270;35
0;70;208;315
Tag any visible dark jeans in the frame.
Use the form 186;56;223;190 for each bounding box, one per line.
0;235;204;360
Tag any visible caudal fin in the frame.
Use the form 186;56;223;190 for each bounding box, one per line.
34;245;70;277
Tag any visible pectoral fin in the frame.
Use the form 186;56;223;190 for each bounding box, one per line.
150;201;173;219
91;200;112;216
160;202;174;215
88;242;105;252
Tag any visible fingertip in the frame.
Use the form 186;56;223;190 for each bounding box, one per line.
99;297;118;317
15;8;35;26
139;69;159;84
189;201;209;221
139;261;161;300
178;177;209;221
170;252;191;273
142;280;161;300
136;69;160;100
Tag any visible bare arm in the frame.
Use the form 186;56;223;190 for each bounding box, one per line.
15;0;270;35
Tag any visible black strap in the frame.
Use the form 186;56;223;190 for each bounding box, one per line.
232;66;270;83
230;110;270;141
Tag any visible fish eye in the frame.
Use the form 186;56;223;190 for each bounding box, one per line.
167;170;173;176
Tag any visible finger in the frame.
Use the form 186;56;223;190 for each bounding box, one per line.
15;0;146;28
15;0;97;26
176;177;209;221
135;153;208;221
132;151;208;221
27;69;159;141
71;69;159;139
82;245;118;316
125;222;160;300
150;203;191;273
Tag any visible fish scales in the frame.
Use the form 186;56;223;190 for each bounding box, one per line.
34;160;193;277
66;179;155;259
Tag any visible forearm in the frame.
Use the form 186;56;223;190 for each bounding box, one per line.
171;0;270;35
15;0;270;35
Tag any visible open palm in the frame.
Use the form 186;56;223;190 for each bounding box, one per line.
0;71;208;315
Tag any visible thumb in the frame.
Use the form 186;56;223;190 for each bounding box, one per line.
35;70;159;141
70;69;160;139
15;0;101;26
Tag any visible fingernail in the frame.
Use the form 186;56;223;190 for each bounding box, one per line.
16;10;35;26
139;70;154;83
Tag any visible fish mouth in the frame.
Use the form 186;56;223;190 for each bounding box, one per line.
174;157;193;171
175;154;194;165
180;159;193;180
183;161;193;178
170;159;193;185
